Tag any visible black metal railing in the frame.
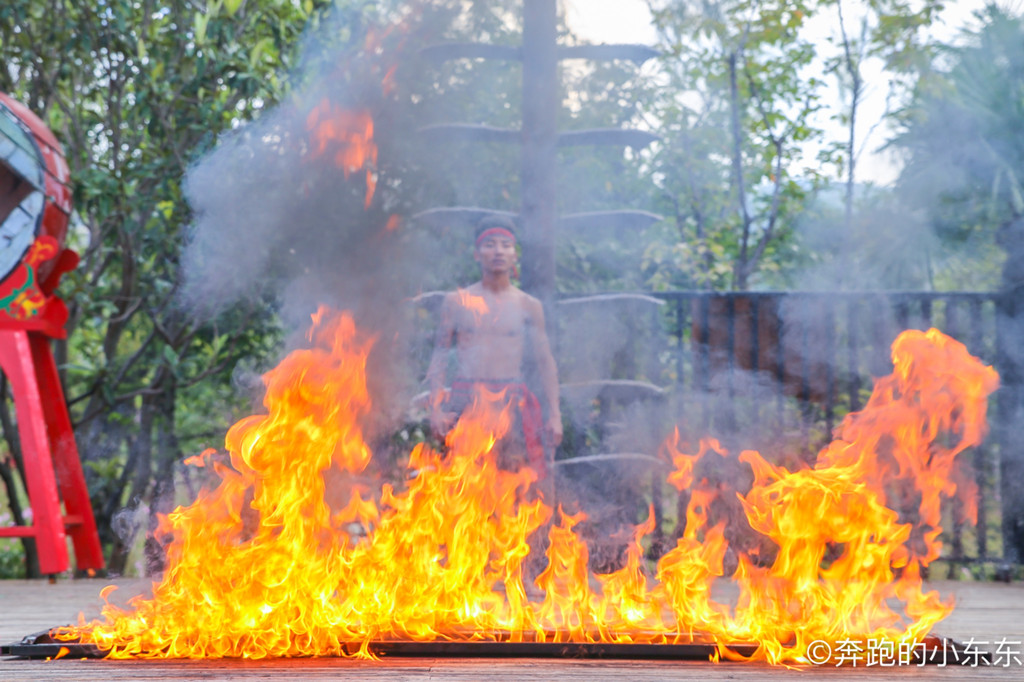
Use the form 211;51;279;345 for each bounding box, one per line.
552;290;1015;575
656;291;999;432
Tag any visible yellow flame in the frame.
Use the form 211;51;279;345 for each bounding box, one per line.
56;318;998;665
454;288;489;321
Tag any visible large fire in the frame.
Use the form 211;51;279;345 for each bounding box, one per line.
56;309;998;664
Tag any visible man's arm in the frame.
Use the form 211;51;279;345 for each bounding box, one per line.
426;293;457;436
526;297;563;447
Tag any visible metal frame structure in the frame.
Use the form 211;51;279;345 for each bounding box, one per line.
414;0;660;317
0;92;104;576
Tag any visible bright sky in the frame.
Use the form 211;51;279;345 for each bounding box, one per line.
563;0;656;45
563;0;1010;185
563;0;999;45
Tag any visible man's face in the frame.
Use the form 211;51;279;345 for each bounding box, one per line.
474;233;517;274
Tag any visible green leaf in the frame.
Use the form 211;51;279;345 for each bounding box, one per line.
194;11;208;43
162;345;179;368
249;36;275;68
224;0;243;17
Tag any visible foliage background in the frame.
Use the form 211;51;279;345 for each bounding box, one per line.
0;0;1019;576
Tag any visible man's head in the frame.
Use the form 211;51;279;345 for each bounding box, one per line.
473;215;518;276
474;215;517;247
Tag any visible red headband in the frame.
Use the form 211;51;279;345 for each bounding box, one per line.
475;227;516;247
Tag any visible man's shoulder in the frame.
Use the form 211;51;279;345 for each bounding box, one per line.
455;282;485;296
443;284;479;303
513;287;540;305
515;289;544;318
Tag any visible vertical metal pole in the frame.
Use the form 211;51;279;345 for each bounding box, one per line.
945;298;965;573
521;0;559;320
700;296;711;428
824;299;835;438
871;294;892;376
775;295;786;435
724;295;736;432
799;302;813;454
799;298;811;409
847;297;861;413
969;298;989;560
996;286;1024;566
895;298;910;332
750;296;760;428
675;296;686;387
651;470;664;554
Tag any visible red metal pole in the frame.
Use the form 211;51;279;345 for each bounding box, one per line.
0;330;70;574
32;332;104;572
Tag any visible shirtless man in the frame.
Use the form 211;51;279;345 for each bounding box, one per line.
426;216;562;478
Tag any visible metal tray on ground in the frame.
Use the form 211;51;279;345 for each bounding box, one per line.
1;629;988;664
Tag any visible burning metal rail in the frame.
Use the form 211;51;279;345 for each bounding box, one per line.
1;630;990;665
1;630;755;660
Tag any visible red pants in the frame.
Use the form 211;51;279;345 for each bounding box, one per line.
447;378;548;478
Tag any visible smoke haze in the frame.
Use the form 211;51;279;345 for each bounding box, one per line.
169;1;1013;571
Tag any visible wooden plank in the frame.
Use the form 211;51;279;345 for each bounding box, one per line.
0;578;151;644
2;655;1024;680
2;579;1023;680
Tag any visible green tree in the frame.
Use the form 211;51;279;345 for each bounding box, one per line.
643;0;824;291
891;3;1023;290
818;0;940;251
0;0;341;575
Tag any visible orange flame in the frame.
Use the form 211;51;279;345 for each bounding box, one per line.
305;99;378;208
455;288;489;321
56;323;998;664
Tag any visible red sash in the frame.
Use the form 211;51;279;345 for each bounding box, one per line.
449;379;547;478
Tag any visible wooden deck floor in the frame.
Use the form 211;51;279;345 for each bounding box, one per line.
1;578;1023;680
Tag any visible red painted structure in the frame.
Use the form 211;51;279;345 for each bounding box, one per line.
0;92;104;575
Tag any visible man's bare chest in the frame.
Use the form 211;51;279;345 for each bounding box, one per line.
455;297;526;342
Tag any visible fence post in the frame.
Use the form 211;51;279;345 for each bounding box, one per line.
996;284;1024;567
